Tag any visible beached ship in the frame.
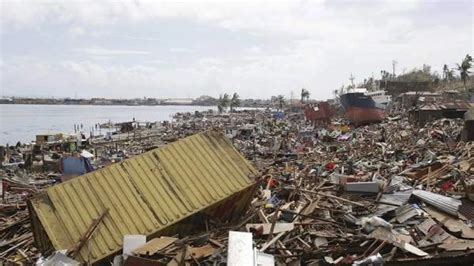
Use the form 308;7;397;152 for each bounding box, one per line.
340;88;391;124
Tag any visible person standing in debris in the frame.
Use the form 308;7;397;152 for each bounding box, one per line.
346;160;354;175
380;127;386;142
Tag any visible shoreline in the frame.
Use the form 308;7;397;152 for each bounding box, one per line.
0;104;263;145
0;102;263;108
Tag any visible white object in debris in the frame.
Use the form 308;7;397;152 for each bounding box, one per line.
80;150;94;158
228;231;274;266
123;235;146;256
255;248;275;266
314;237;328;248
112;255;123;266
353;253;383;265
360;216;392;232
228;231;254;266
416;139;426;146
262;189;272;200
36;250;80;266
324;256;335;264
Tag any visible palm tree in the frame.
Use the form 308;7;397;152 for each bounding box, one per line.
277;95;285;111
447;69;454;82
300;88;310;103
217;93;230;113
457;54;473;91
222;93;230;109
217;95;224;113
230;93;240;112
443;64;449;82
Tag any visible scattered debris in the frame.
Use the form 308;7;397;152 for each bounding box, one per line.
1;106;473;265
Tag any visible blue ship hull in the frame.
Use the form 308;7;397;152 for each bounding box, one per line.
340;93;386;124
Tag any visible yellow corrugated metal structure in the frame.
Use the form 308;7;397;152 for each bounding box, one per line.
28;131;258;263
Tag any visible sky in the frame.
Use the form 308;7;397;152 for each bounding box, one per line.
0;0;473;100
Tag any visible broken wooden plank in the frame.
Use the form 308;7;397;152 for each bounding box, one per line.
67;208;109;258
268;208;280;241
439;239;474;251
246;223;294;235
287;187;366;207
257;208;269;223
369;227;428;257
189;244;215;259
134;236;178;256
260;232;285;252
424;206;474;239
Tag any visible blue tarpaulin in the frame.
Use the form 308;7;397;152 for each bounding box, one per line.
274;111;285;119
60;157;94;176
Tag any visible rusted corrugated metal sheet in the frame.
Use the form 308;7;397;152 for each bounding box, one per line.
28;131;258;263
304;102;335;124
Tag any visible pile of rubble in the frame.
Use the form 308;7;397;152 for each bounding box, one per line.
0;174;52;264
123;156;473;265
112;114;474;265
1;107;473;265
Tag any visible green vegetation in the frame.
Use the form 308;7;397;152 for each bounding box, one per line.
300;88;310;103
217;93;229;113
442;64;455;82
277;95;285;110
390;64;439;83
457;54;473;91
217;92;241;113
230;93;240;112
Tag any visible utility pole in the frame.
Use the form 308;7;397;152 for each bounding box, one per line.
349;73;355;88
392;60;398;78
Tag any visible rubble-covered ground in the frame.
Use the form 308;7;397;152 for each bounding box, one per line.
1;109;473;265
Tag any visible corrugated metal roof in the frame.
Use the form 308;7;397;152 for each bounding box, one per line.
443;101;473;110
29;131;258;263
417;101;473;111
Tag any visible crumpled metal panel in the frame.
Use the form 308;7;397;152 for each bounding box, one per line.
29;131;257;263
412;190;461;216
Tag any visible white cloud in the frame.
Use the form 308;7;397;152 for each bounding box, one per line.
169;47;192;53
1;0;472;99
73;47;151;56
0;0;411;34
68;26;87;36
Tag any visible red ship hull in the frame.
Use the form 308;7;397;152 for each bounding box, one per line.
345;106;385;124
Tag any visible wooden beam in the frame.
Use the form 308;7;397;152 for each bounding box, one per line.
67;208;109;258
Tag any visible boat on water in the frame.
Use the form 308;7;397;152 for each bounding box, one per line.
340;88;391;124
